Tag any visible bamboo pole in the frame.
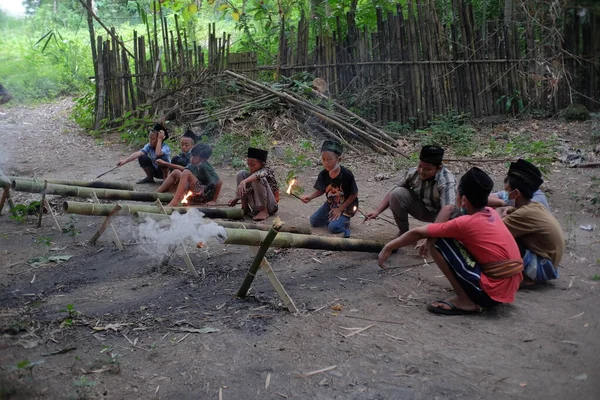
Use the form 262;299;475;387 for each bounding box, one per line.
133;212;311;234
89;204;122;245
37;180;48;228
91;193;123;250
236;218;285;297
0;184;15;216
10;177;134;191
63;201;244;219
223;228;385;253
13;180;174;203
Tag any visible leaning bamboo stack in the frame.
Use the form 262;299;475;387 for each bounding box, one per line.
63;201;244;219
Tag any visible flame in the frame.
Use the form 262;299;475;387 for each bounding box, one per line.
181;190;193;204
197;242;205;248
286;178;296;195
353;206;357;212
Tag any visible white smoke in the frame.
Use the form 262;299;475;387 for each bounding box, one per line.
136;208;227;255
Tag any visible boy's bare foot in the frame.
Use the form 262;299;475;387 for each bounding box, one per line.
253;210;269;221
167;201;178;207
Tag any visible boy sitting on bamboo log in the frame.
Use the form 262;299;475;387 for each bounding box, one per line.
499;159;564;287
117;123;171;184
378;167;523;315
365;145;456;236
301;140;358;236
161;143;222;207
157;129;198;172
228;147;279;222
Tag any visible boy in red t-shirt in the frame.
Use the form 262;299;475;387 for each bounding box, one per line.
378;167;523;315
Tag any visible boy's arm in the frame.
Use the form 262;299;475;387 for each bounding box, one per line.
378;226;429;269
118;151;144;166
365;190;391;220
339;192;358;211
487;195;506;208
154;131;165;157
300;189;324;203
156;160;186;171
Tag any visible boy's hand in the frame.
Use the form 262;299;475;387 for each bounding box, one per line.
378;245;392;269
157;130;166;141
228;198;239;207
329;207;343;221
300;195;311;203
117;160;125;167
364;210;379;222
156;159;166;165
416;238;430;258
237;181;248;198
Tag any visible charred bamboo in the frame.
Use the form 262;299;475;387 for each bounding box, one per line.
222;228;385;253
63;201;244;219
133;212;311;234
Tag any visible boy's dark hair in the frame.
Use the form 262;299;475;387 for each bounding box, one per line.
458;167;494;209
191;143;212;159
183;129;198;143
152;123;169;140
507;177;534;200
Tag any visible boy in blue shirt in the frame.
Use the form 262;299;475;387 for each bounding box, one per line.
118;123;171;184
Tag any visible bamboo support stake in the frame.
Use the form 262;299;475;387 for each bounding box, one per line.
89;204;122;245
0;184;16;216
91;193;123;250
237;218;285;298
37;180;48;228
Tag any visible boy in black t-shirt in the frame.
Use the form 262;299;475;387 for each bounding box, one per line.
301;140;358;235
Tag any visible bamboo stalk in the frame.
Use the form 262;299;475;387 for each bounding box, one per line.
37;180;48;228
13;180;174;203
89;204;122;245
236;218;285;297
10;177;134;191
223;228;385;253
133;212;311;234
0;184;15;216
63;201;244;219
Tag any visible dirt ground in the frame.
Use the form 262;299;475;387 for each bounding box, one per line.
0;99;599;400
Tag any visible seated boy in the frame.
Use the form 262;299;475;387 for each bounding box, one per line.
164;129;198;170
118;123;171;183
163;143;222;207
228;147;279;221
379;167;523;315
501;159;565;286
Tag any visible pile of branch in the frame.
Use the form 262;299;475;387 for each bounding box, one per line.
194;70;409;158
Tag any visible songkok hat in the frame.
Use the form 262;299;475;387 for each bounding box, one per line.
183;129;198;143
507;159;543;197
420;145;444;165
191;143;212;159
247;147;268;163
321;140;343;156
152;123;169;140
459;167;494;209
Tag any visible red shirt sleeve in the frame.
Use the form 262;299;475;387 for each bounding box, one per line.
426;216;466;240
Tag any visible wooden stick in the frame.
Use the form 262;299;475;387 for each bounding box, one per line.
180;245;199;278
570;162;600;169
340;324;374;338
345;315;404;325
43;197;61;231
0;184;13;215
237;218;285;297
90;204;122;245
37;180;48;228
91;193;123;250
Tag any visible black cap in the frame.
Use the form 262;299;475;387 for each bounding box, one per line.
152;123;169;140
507;159;544;197
183;129;198;143
247;147;268;163
459;167;494;209
321;140;343;156
420;145;444;165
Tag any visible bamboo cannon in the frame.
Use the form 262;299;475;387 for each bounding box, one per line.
222;228;385;253
13;180;174;203
237;218;285;297
10;176;134;191
133;212;311;234
63;201;244;219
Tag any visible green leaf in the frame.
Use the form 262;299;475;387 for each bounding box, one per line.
28;255;73;267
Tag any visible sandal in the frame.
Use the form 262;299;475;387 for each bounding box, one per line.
136;177;155;184
426;300;482;316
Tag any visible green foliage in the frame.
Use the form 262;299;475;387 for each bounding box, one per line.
488;133;557;168
34;236;52;246
591;274;600;281
72;84;96;131
9;201;40;223
207;130;271;168
59;303;79;327
72;375;97;400
385;121;413;137
62;215;81;237
394;152;420;171
111;107;155;147
418;111;476;156
497;90;525;115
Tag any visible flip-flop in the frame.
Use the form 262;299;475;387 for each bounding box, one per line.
136;177;155;184
426;300;482;316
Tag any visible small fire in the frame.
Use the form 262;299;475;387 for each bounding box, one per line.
353;206;357;212
197;242;205;248
181;190;193;205
286;178;296;195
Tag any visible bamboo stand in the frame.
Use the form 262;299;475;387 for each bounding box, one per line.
0;184;16;216
91;193;123;250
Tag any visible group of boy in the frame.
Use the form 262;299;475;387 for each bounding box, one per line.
373;146;565;315
118;123;565;316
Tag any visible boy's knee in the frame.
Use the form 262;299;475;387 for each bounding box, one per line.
236;170;247;181
138;155;152;168
328;219;347;234
390;187;412;208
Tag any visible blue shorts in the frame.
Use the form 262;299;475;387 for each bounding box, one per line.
434;238;500;308
523;250;558;283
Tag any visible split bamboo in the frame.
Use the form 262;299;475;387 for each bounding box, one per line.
10;177;134;191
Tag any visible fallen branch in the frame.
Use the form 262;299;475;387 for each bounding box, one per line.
570;162;600;168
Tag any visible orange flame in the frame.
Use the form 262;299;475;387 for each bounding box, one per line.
286;178;296;195
181;190;193;204
353;206;357;212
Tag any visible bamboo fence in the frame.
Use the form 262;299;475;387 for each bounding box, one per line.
92;0;599;129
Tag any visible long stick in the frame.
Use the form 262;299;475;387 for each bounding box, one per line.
236;218;285;297
95;166;120;179
63;201;244;219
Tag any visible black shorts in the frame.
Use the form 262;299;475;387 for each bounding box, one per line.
138;155;164;178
